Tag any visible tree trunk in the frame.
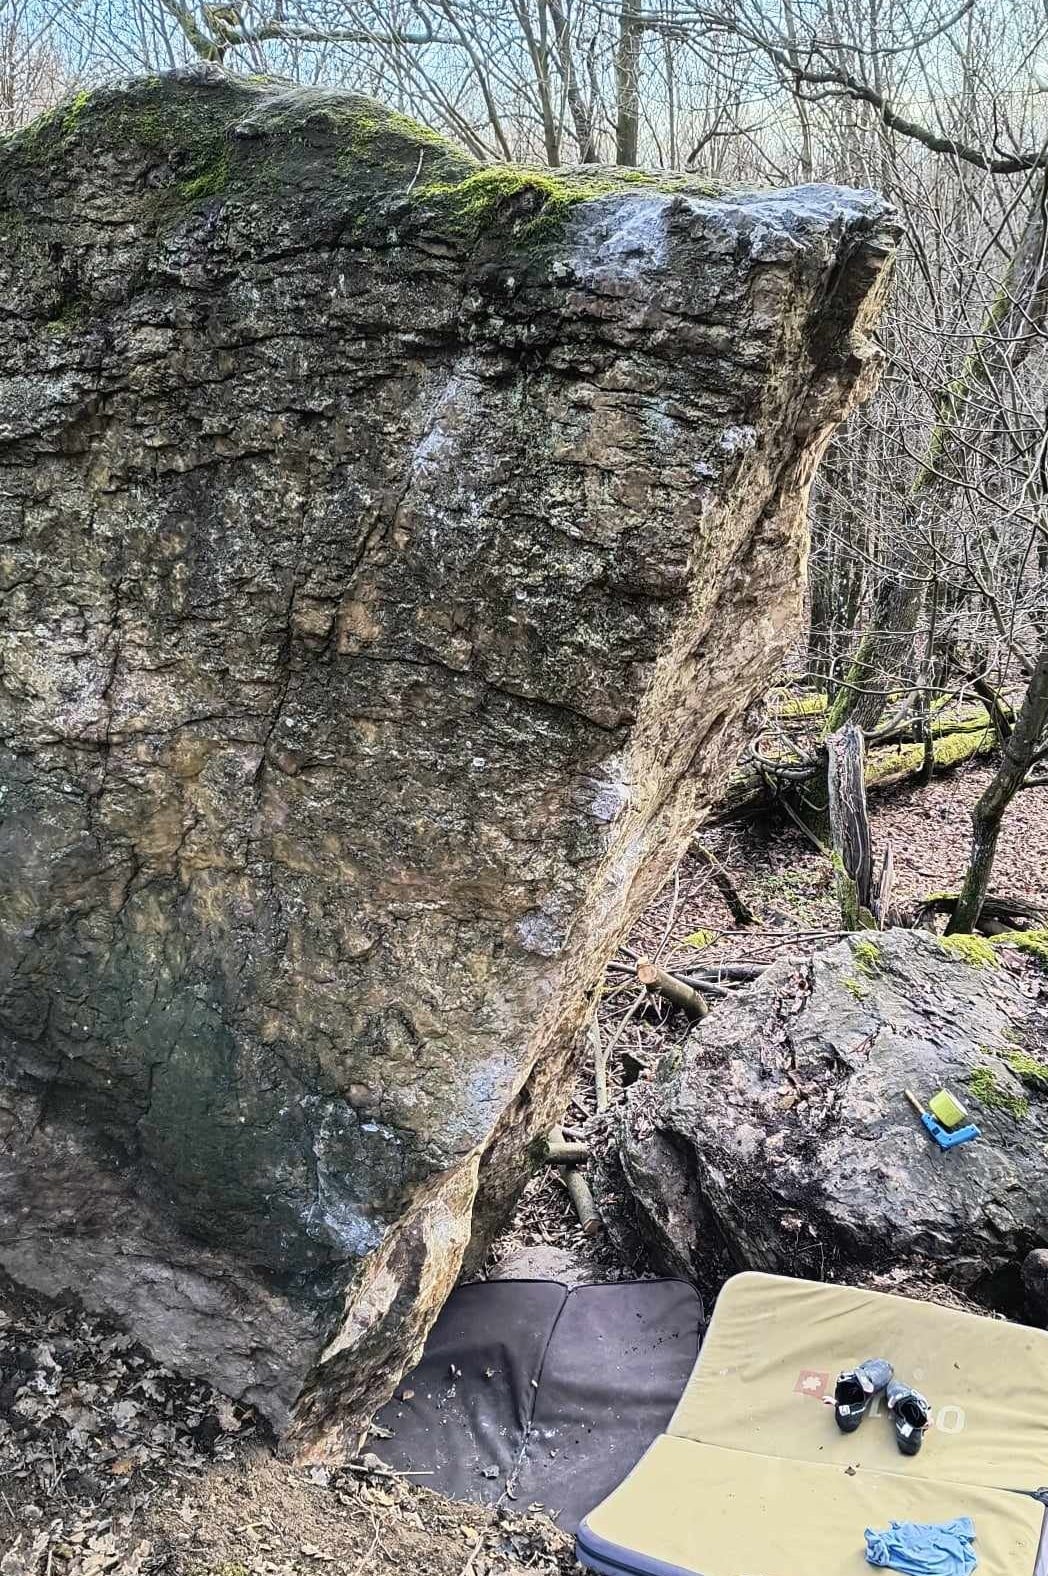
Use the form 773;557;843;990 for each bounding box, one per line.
546;0;599;161
615;0;642;165
823;537;927;734
826;723;874;927
947;644;1048;933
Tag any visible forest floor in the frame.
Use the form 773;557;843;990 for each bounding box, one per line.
0;1276;580;1576
3;760;1046;1576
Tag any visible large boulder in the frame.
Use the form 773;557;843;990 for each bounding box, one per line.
606;931;1048;1311
0;68;895;1457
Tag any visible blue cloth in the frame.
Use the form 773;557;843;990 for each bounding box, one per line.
865;1518;977;1575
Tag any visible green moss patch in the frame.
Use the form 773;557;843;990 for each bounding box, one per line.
992;929;1048;969
179;152;231;201
968;1064;1028;1121
1003;1049;1048;1090
938;934;997;968
414;162;724;245
419;167;616;243
851;939;882;976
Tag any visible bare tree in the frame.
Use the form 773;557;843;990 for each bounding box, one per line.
948;641;1048;930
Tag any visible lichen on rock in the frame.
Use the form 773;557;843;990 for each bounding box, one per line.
0;67;896;1456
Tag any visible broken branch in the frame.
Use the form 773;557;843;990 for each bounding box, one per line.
549;1126;600;1236
545;1140;590;1165
636;958;709;1018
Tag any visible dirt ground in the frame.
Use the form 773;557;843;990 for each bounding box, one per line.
0;1275;578;1576
3;757;1045;1576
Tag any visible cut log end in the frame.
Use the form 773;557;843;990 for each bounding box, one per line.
636;957;709;1018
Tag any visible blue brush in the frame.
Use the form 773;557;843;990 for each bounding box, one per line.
905;1090;981;1150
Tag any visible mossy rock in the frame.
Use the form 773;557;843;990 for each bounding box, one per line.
1;68;725;253
612;928;1048;1310
938;934;997;968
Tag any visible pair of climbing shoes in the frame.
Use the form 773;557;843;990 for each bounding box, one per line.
833;1358;930;1455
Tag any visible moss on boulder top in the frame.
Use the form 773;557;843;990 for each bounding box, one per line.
938;933;998;968
992;929;1048;969
1;66;723;247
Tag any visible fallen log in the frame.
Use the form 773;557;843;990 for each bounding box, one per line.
545;1140;591;1166
915;892;1047;932
676;967;771;991
712;713;997;822
683;962;771;981
767;690;828;721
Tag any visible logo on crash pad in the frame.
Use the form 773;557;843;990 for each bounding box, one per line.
794;1369;830;1398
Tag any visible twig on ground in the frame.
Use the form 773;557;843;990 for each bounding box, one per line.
457;1521;488;1576
549;1125;600;1237
590;1016;609;1113
342;1463;435;1479
603;989;647;1058
350;1505;380;1576
653;866;683;962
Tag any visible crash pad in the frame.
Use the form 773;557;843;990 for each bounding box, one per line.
577;1438;1047;1576
576;1272;1048;1576
670;1272;1048;1490
372;1278;702;1529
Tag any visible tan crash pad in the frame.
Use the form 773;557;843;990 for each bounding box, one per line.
670;1272;1048;1490
581;1436;1045;1576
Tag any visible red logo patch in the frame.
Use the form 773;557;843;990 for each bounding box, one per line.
794;1369;830;1399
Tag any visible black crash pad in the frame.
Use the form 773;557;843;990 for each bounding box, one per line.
372;1279;702;1531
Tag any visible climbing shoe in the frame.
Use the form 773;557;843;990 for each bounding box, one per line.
886;1379;931;1455
833;1358;893;1432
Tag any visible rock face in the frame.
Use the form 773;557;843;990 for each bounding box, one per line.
607;931;1048;1311
0;69;895;1455
1023;1249;1048;1326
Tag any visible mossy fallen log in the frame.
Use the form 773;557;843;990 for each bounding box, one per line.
863;724;995;788
768;690;829;720
915;893;1047;935
713;713;997;822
